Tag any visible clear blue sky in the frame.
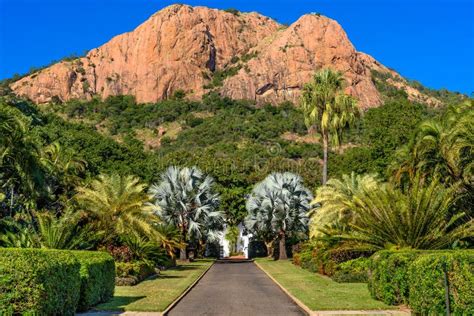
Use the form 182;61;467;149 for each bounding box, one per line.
1;0;473;94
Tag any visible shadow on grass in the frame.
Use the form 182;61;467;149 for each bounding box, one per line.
95;296;146;311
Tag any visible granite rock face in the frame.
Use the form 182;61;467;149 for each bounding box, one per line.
10;4;438;108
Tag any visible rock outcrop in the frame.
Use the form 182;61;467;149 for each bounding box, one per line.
10;4;439;108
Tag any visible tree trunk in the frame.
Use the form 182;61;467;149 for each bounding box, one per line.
322;132;329;185
179;247;187;261
179;227;188;261
264;240;274;259
278;233;287;260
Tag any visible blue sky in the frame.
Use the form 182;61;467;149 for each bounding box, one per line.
0;0;473;94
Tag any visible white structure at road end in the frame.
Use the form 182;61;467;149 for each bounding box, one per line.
220;223;252;259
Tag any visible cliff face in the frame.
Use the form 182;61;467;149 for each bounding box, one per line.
10;4;439;108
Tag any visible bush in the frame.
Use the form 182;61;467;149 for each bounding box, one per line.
115;261;155;286
72;251;115;311
332;257;371;283
408;251;474;314
369;250;474;314
368;250;418;305
0;248;81;315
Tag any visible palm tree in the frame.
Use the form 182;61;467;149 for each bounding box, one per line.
149;166;223;260
245;172;312;260
309;172;379;238
338;176;474;250
300;69;360;184
390;100;473;188
0;103;45;214
75;174;159;244
154;224;185;265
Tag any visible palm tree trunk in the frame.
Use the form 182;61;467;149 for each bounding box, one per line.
180;227;187;261
278;232;287;260
322;132;329;185
264;240;274;258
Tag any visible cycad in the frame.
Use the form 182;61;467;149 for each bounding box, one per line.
75;174;158;244
341;176;474;250
309;172;379;238
301;69;360;184
149;166;222;260
35;210;101;249
245;172;312;259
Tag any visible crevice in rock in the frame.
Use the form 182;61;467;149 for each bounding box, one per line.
256;83;273;95
204;27;216;72
67;71;77;93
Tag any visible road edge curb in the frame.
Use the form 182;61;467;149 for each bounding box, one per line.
254;260;312;316
162;260;215;315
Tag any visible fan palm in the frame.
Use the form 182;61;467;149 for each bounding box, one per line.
245;172;312;259
149;166;222;260
301;69;360;184
75;174;158;244
339;176;474;250
309;172;379;237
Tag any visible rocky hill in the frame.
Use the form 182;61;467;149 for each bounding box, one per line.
10;4;440;108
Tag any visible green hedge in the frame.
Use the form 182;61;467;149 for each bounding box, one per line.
368;250;474;314
368;250;418;305
332;257;370;283
408;251;474;314
0;248;81;315
72;250;115;312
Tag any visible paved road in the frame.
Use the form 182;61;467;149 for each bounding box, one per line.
167;262;305;316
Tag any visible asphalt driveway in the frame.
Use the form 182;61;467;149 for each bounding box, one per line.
167;262;305;316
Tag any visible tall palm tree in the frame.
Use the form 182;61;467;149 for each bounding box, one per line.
338;176;474;250
75;174;159;244
149;166;223;260
300;69;360;184
308;172;379;238
245;172;312;260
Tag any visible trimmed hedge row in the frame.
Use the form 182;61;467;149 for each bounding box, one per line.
72;250;115;312
368;250;474;314
0;248;115;314
0;248;81;315
332;257;370;283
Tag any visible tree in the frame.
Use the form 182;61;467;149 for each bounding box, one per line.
301;68;360;184
308;172;379;238
391;101;473;187
245;172;312;260
0;103;45;214
149;166;223;260
75;174;159;244
336;176;474;250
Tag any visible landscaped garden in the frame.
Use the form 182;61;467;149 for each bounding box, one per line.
0;68;473;314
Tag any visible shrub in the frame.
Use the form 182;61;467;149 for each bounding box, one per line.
0;248;81;315
115;261;155;286
369;250;474;314
72;251;115;311
368;250;418;305
332;257;370;283
408;251;474;314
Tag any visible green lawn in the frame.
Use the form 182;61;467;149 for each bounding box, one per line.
95;259;213;312
256;258;393;311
